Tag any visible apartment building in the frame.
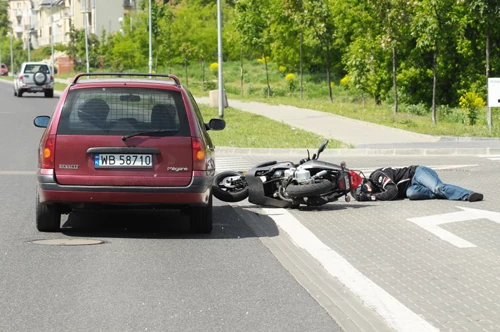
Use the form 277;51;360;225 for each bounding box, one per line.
7;0;132;49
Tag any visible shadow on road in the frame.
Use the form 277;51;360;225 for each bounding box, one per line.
60;205;279;239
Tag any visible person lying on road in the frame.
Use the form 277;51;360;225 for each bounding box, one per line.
351;165;483;202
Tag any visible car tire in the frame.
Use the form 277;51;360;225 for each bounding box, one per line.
189;194;213;234
14;89;17;96
45;90;54;98
36;192;61;232
17;90;23;97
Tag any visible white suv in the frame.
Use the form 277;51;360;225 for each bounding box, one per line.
14;62;54;98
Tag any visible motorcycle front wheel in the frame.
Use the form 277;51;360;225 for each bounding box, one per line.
212;171;249;202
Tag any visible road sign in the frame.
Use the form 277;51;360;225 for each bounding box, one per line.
488;78;500;107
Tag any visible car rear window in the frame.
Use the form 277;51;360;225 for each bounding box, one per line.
1;64;6;69
23;64;50;73
56;87;191;136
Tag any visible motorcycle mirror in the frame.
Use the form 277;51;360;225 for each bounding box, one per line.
307;149;310;159
312;153;317;160
316;140;329;159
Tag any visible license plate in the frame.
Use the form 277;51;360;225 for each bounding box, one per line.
32;87;42;91
94;154;153;168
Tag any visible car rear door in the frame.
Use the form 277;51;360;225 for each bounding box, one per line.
53;86;193;187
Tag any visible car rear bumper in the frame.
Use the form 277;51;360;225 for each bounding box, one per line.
20;86;53;92
38;172;213;206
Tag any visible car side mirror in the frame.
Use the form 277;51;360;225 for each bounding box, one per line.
207;118;226;131
34;116;50;128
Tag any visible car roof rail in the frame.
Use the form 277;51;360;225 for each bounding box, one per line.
71;73;182;87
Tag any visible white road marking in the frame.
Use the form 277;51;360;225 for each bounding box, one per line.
262;207;439;332
408;207;500;248
0;171;34;175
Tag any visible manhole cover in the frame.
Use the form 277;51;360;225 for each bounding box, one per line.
30;239;105;246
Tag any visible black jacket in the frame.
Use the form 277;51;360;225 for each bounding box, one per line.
368;165;418;200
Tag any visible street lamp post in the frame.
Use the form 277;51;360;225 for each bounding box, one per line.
50;1;55;75
148;0;152;74
217;0;224;118
83;0;89;72
9;31;13;75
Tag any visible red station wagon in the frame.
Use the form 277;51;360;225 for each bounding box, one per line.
33;73;226;233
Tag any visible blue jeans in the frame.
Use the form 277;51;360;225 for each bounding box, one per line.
406;166;472;200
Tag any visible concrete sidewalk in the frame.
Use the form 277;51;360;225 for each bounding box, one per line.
196;97;440;147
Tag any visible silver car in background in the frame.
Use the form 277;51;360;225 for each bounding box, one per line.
14;62;54;98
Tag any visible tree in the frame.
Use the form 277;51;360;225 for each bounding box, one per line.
235;0;272;97
303;0;336;102
0;1;10;38
412;0;456;125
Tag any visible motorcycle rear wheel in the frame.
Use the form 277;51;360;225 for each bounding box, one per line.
212;171;249;202
286;180;332;198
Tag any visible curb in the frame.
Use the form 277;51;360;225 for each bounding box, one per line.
216;146;500;156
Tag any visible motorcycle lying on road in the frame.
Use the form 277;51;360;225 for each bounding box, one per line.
212;140;359;208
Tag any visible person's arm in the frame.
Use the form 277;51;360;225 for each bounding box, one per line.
372;182;398;201
356;170;399;201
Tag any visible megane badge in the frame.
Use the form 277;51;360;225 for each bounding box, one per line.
167;166;188;172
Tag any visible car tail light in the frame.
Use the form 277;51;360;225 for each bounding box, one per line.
19;75;23;82
50;75;53;82
192;138;207;171
40;134;56;169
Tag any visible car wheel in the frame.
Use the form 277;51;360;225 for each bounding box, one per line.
36;192;61;232
17;90;23;97
189;194;213;234
45;90;54;98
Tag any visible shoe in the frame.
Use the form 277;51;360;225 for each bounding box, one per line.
467;192;483;202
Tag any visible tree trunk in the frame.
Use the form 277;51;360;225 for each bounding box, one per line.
264;53;271;97
184;55;188;87
201;58;205;91
486;21;492;134
432;43;438;126
240;48;244;96
168;30;171;73
326;45;333;103
300;29;303;100
392;46;398;115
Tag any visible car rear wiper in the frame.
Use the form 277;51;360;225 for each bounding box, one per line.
122;129;176;141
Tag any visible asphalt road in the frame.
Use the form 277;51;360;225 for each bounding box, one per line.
3;79;500;332
0;80;342;332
